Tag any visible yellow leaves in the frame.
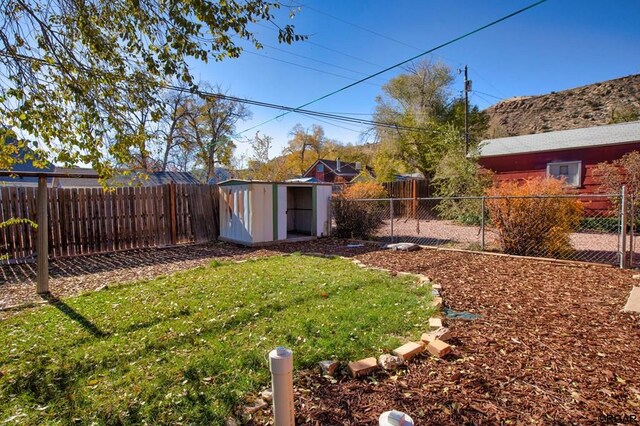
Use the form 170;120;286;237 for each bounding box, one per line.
485;177;584;257
342;182;388;200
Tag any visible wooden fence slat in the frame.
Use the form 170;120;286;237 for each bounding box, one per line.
0;183;220;260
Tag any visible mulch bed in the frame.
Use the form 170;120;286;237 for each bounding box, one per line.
289;248;640;425
2;240;640;424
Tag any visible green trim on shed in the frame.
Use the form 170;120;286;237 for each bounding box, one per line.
311;185;317;236
272;184;278;241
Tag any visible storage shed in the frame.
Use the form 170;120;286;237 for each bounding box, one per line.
218;180;333;246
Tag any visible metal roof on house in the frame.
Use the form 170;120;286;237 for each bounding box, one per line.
52;168;202;187
478;121;640;158
219;179;331;186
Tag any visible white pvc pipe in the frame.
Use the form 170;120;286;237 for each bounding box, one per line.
269;347;295;426
379;410;415;426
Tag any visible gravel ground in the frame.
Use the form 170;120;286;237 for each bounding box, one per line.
376;218;628;266
2;240;639;425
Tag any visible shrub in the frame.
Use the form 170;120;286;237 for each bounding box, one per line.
433;147;493;225
342;181;388;200
485;177;584;257
333;182;387;239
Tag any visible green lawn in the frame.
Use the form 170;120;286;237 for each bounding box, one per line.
0;254;433;425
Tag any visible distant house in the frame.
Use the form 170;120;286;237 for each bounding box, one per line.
0;143;55;187
302;158;373;183
478;121;640;194
207;167;233;185
52;168;202;188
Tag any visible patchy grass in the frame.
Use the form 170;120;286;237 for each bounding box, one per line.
0;254;433;424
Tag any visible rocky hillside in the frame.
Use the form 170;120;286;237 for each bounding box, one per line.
485;74;640;137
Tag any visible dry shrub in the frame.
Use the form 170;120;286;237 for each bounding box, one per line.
485;177;584;257
333;182;388;239
342;182;388;199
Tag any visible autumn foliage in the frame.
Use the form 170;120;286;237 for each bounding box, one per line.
333;182;388;239
485;178;584;257
342;182;388;200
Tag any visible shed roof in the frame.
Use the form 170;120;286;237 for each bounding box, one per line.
219;179;331;186
479;121;640;158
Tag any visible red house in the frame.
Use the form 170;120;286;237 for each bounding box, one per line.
302;158;373;183
479;121;640;187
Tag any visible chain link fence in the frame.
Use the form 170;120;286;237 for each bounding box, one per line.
331;192;640;267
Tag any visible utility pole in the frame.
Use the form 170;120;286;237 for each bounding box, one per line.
464;65;471;155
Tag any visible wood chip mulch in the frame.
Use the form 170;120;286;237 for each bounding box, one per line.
288;248;640;425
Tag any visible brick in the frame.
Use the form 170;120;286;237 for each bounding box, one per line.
348;357;378;377
421;327;452;344
431;297;443;308
429;317;443;329
392;341;424;362
319;360;339;377
427;340;452;358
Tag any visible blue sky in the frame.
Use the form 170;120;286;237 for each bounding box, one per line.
190;0;640;161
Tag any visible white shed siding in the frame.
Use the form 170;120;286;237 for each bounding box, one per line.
250;184;274;243
316;185;332;237
219;180;332;245
219;184;253;244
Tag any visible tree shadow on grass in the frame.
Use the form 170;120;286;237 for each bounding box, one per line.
40;293;109;338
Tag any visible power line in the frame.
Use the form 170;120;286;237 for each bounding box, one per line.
473;89;505;101
296;2;423;52
0;50;434;134
254;22;384;68
295;2;468;68
165;84;438;134
238;0;548;135
260;42;388;83
244;51;381;86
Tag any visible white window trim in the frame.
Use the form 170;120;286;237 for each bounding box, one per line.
546;160;582;187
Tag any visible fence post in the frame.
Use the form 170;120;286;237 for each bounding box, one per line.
481;196;485;251
169;182;177;245
620;185;627;269
629;194;635;267
390;198;394;243
36;175;49;294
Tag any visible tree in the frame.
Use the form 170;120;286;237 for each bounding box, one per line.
0;0;303;179
284;124;327;174
176;88;251;181
373;60;487;181
158;88;192;172
432;133;494;224
247;131;275;180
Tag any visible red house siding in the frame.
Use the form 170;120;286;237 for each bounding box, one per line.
479;141;640;213
304;164;335;182
303;163;357;183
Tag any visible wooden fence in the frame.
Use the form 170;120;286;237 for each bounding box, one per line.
0;183;219;262
383;179;431;217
